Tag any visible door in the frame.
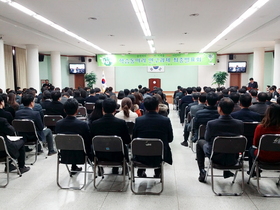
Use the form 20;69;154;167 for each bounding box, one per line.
149;78;161;90
75;74;85;89
229;73;241;88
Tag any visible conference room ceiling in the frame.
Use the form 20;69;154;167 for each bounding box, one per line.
0;0;279;56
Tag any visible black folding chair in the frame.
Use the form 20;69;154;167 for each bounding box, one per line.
43;115;63;133
247;134;280;197
76;107;87;121
84;102;95;114
130;138;164;195
54;134;92;190
92;135;129;192
12;119;46;165
0;137;22;187
205;135;247;196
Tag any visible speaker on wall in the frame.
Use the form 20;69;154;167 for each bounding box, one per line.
81;56;85;62
39;54;44;62
88;58;92;62
229;54;234;60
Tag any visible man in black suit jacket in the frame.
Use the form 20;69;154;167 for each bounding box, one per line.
0;117;30;173
90;98;131;174
15;92;56;156
0;95;13;124
231;93;261;122
55;98;91;174
45;91;66;117
132;96;173;177
85;89;97;103
197;97;244;182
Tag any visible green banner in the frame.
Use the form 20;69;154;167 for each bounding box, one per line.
97;53;216;67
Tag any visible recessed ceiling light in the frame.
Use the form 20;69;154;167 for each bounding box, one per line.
184;32;188;34
179;43;184;45
108;35;114;37
88;17;97;20
120;44;125;46
189;13;199;17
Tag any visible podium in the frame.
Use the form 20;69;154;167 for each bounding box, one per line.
149;78;161;90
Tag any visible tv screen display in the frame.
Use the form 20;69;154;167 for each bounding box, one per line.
228;61;247;73
69;63;86;74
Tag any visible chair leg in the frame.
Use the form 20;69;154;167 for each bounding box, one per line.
247;161;256;184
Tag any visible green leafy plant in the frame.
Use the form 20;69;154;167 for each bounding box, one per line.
84;72;97;88
212;71;228;87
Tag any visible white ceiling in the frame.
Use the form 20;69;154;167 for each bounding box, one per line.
0;0;279;56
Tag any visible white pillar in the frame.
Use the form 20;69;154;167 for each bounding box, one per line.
51;51;62;89
253;48;265;91
273;40;280;88
0;39;6;90
26;44;40;91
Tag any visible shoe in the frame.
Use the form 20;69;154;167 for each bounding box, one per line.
198;169;206;183
247;170;261;178
223;170;234;179
137;171;147;178
154;173;161;178
19;166;30;174
4;164;17;173
70;166;82;175
181;141;189;147
25;146;33;152
112;167;119;174
48;151;57;156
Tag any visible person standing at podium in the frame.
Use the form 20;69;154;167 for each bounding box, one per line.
248;78;258;89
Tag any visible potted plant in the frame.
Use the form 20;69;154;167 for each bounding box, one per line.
84;72;97;88
212;71;228;87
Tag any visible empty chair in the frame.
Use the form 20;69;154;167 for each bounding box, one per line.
205;135;247;196
243;122;259;158
12;119;46;165
130;138;164;195
92;135;129;192
43;115;63;133
247;134;280;197
126;121;135;138
54;134;92;190
0;136;22;187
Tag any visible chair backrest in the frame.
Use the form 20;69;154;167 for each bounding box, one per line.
77;107;87;117
54;134;86;152
131;138;163;158
257;134;280;152
12;119;36;133
43;115;63;127
243;122;259;138
126;121;135;135
0;136;7;153
198;124;206;140
186;111;192;123
92;135;124;153
212;135;247;154
85;103;95;111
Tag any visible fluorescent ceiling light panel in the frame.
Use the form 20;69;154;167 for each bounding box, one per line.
1;0;110;54
199;0;270;53
131;0;155;53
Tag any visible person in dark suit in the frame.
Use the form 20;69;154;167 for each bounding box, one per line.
55;98;91;174
196;97;244;183
45;91;66;117
84;89;96;103
90;98;131;174
231;93;261;122
248;78;258;89
249;92;268;116
15;92;56;156
132;96;173;178
0;95;13;124
0;117;30;173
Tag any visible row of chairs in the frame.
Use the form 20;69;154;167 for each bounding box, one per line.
55;135;164;194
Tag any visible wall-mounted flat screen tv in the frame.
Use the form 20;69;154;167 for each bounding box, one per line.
228;61;247;73
69;63;86;74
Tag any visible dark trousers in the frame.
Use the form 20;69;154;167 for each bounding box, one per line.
196;140;207;170
10;139;25;168
248;147;256;172
137;168;161;176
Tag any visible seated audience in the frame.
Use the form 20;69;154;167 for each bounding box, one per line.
115;97;138;122
0;96;14;124
88;99;103;124
248;103;280;176
45;91;66;117
229;92;241;112
196;98;244;182
231;93;261;122
55;98;92;175
90;98;131;174
15;92;56;156
0;117;30;173
132;96;173;178
153;94;169;117
249;92;268;116
60;92;70;104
